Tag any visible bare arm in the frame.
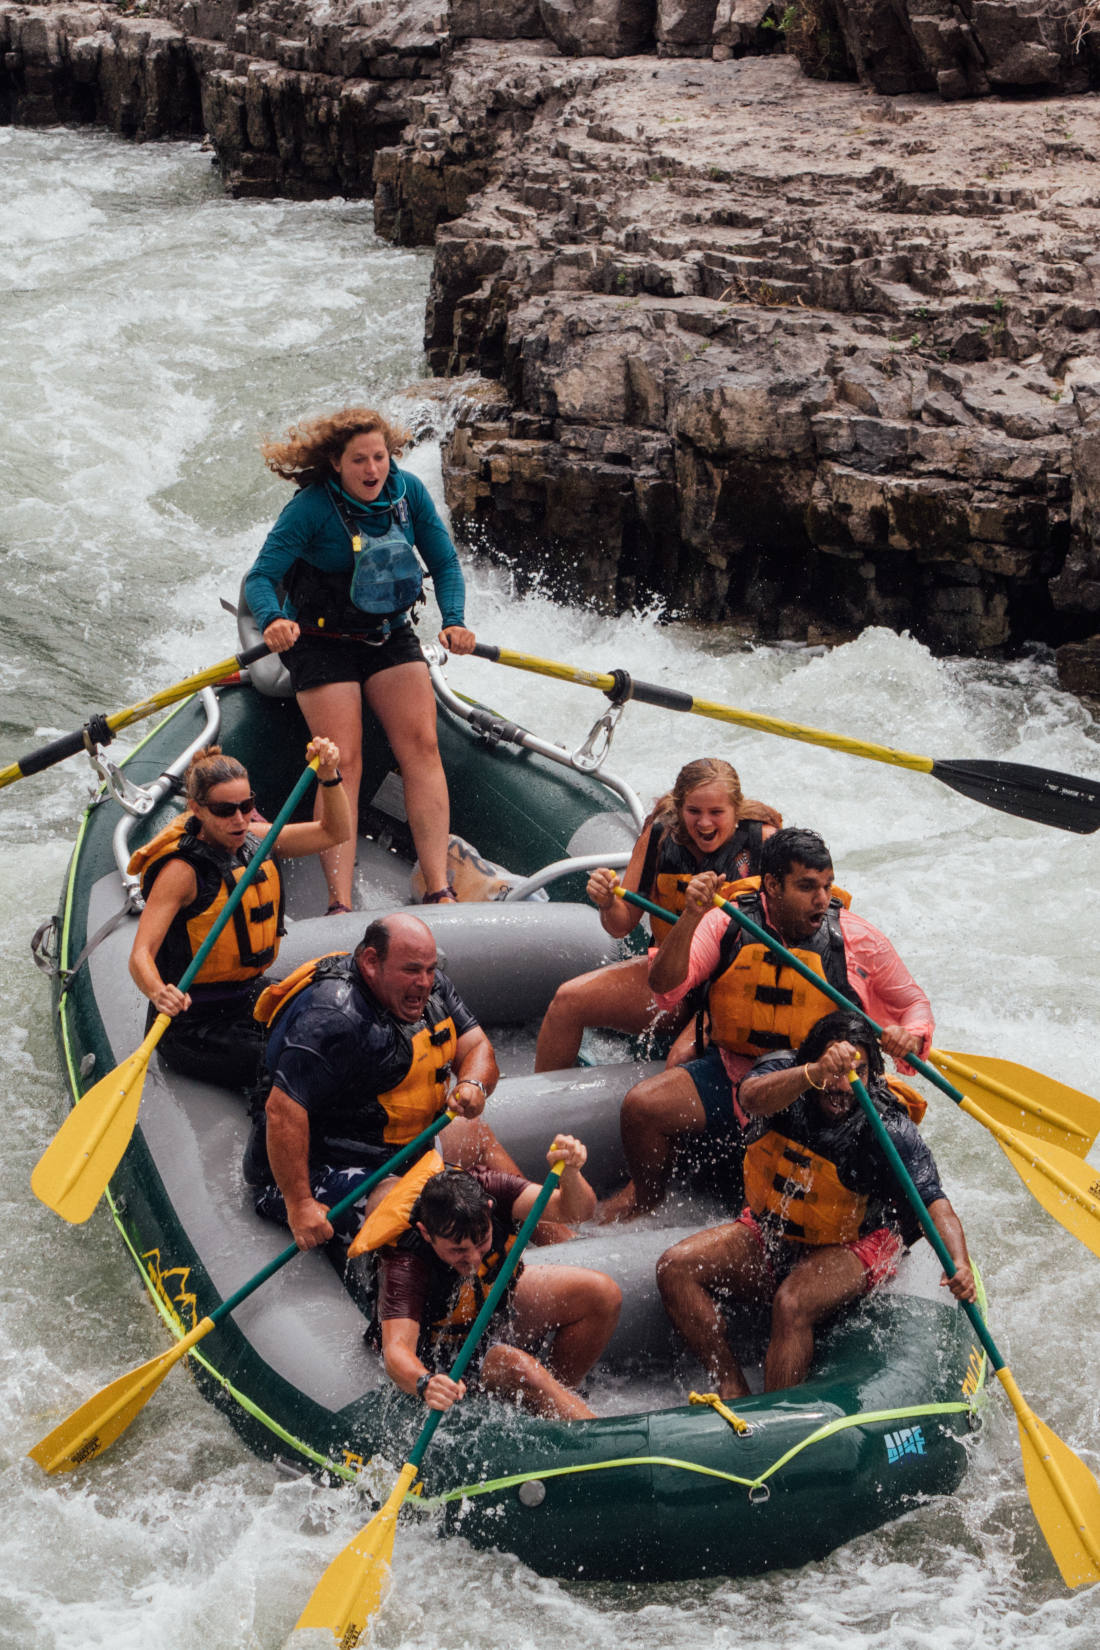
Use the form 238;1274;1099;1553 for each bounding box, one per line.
448;1025;499;1119
380;1315;467;1411
128;856;199;1016
264;1086;334;1250
648;869;720;994
739;1040;864;1118
926;1196;976;1302
512;1135;597;1226
586;820;654;940
274;737;352;859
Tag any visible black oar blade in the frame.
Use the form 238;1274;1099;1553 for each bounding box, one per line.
931;759;1100;835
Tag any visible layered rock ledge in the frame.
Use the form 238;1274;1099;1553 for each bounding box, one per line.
4;1;1100;686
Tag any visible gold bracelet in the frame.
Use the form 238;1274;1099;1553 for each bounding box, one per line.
803;1063;826;1090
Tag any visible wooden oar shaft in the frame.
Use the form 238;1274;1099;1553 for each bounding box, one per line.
0;642;269;790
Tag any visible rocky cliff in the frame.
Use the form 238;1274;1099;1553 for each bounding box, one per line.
3;0;1100;687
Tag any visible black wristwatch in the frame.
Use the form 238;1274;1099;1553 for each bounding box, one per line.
320;771;343;788
415;1372;431;1401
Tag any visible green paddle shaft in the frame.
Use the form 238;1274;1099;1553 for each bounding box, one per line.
617;885;978;1120
409;1162;565;1471
847;1075;1004;1371
210;1111;453;1328
173;757;318;998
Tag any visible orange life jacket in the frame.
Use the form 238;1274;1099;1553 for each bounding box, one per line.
128;813;283;984
705;878;858;1058
641;822;767;943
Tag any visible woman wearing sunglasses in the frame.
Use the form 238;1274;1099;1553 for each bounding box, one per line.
127;738;350;1094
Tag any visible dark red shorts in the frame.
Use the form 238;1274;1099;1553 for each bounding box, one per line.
736;1207;904;1294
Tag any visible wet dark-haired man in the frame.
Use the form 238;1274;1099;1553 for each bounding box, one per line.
373;1136;621;1418
246;911;521;1252
599;828;933;1221
656;1009;975;1398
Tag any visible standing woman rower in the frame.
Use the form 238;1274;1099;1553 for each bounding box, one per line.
128;737;350;1093
534;758;781;1071
244;407;476;911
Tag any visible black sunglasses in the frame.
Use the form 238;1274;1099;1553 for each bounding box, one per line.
203;793;256;819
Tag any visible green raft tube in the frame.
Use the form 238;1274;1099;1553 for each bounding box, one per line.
35;646;987;1583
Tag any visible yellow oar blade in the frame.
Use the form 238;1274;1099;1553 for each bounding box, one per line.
969;1101;1100;1260
28;1317;213;1474
30;1018;168;1223
295;1461;420;1646
997;1370;1100;1588
932;1049;1100;1158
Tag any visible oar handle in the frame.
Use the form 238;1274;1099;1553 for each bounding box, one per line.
175;757;319;996
409;1161;565;1470
211;1110;455;1325
847;1075;1004;1373
613;884;973;1117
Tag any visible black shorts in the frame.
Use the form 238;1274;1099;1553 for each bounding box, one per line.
284;623;426;693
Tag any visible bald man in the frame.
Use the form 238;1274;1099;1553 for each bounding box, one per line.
247;913;513;1252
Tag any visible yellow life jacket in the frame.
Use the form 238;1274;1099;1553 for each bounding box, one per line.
642;822;766;944
706;878;858;1058
744;1130;868;1246
253;952;458;1152
128;813;283;985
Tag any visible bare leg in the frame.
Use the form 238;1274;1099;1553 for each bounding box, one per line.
597;1067;707;1221
656;1222;771;1400
478;1343;596;1420
510;1265;622;1386
296;680;363;909
365;661;451;896
535;957;667;1073
764;1247;867;1392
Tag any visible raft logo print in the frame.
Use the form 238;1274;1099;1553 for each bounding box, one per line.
885;1425;926;1464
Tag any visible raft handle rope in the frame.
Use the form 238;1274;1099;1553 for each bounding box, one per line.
690;1391;753;1436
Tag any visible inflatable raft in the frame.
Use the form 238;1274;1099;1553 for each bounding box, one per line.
35;649;987;1583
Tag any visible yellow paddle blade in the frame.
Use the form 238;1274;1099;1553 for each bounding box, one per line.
28;1317;213;1474
997;1369;1100;1588
31;1017;169;1223
296;1461;420;1646
931;1048;1100;1158
966;1099;1100;1260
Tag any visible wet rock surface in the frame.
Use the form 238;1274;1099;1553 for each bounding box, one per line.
3;1;1100;677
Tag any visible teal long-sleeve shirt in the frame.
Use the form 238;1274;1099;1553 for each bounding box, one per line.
244;467;467;634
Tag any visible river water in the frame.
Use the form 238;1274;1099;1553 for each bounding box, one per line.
2;126;1099;1648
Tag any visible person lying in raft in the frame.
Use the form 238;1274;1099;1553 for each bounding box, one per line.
245;406;477;913
656;1010;976;1400
364;1139;621;1419
598;826;933;1222
534;757;781;1072
128;738;350;1095
245;912;540;1252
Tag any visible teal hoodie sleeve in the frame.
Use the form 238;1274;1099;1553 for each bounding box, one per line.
244;488;332;633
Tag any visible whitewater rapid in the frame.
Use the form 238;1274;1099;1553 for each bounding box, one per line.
1;126;1098;1650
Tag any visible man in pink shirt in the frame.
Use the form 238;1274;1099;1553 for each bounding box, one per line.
597;828;933;1222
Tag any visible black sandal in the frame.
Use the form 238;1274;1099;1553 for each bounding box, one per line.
421;885;458;905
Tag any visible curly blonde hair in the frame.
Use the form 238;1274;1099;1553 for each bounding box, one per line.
260;407;413;488
649;757;782;845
